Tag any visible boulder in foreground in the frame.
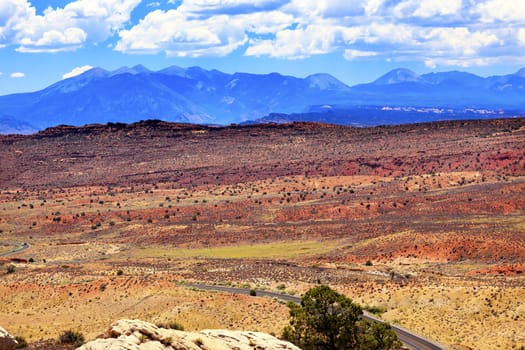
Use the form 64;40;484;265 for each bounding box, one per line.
77;319;301;350
0;326;17;350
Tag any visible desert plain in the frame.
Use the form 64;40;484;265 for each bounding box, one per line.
1;118;525;349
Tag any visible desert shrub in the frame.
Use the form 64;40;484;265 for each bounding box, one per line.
58;330;85;346
15;335;28;348
359;320;402;350
249;289;257;296
6;264;15;274
277;283;286;290
364;305;386;316
365;260;373;266
282;285;401;350
116;269;124;276
157;321;185;331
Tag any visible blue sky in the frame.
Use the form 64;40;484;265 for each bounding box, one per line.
1;0;525;95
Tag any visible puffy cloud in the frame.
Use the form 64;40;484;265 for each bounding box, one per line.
423;27;499;56
10;72;25;78
2;0;524;70
246;23;340;58
62;65;94;79
1;0;140;52
363;22;416;45
475;0;525;23
393;0;462;19
283;0;367;18
18;28;87;52
364;0;385;16
115;5;295;57
0;0;34;47
113;0;523;68
116;9;249;56
238;10;294;34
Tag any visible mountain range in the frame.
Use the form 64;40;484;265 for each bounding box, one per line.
1;65;524;133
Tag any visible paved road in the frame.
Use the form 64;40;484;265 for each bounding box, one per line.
184;283;444;350
0;241;30;257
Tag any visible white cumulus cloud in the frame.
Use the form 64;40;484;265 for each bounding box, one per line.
1;0;141;52
0;0;34;47
116;8;250;57
246;22;341;59
10;72;25;78
423;27;499;56
62;65;94;79
2;0;525;70
475;0;525;23
393;0;462;19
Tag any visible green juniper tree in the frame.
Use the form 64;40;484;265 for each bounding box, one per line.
282;285;401;350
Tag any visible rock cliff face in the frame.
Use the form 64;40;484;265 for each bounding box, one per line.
76;319;301;350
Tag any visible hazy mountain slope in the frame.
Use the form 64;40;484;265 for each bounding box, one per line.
0;65;524;131
0;116;38;134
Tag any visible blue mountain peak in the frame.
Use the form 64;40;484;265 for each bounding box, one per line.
515;68;525;78
305;73;350;90
373;68;420;85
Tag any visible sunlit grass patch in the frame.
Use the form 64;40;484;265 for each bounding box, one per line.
128;240;342;259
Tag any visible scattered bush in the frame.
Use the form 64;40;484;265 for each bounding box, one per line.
58;330;85;346
157;321;185;331
249;289;257;296
364;305;387;316
6;264;15;274
116;269;124;276
15;335;28;348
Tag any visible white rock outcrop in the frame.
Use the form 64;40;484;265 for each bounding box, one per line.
77;319;301;350
0;326;17;350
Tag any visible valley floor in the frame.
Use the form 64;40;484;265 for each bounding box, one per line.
1;119;525;349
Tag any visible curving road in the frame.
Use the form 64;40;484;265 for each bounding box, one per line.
0;241;30;257
184;283;444;350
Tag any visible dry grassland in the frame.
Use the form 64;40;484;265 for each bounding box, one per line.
1;119;525;349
